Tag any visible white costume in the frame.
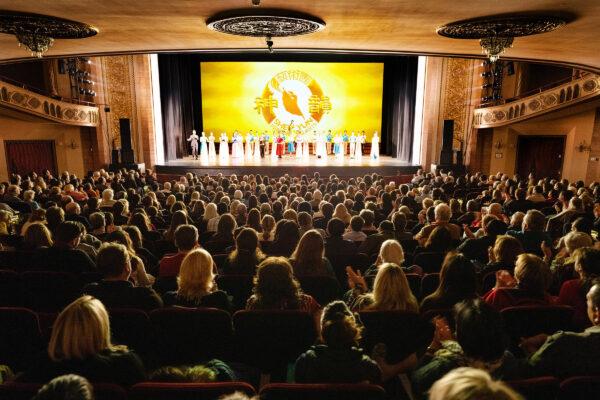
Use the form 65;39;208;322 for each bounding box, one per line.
187;130;199;159
296;133;303;158
349;133;357;159
355;132;364;160
232;132;242;158
199;132;208;162
371;131;380;160
245;133;253;159
219;132;229;162
208;133;216;160
253;134;261;160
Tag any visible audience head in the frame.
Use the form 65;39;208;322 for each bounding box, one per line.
522;210;545;232
434;203;451;223
23;222;53;249
563;231;593;254
429;367;522;400
177;248;216;300
327;217;346;238
371;263;418;312
320;301;362;350
432;253;477;302
33;375;94;400
492;235;524;266
54;221;83;247
378;239;405;266
174;224;198;252
96;242;131;280
252;257;301;308
514;254;550;296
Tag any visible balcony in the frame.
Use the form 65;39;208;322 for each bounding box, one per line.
473;73;600;128
0;77;99;127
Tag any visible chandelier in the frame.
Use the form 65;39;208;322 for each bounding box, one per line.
437;14;568;63
0;11;98;58
207;8;325;53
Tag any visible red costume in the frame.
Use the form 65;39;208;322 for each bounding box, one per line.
276;136;285;157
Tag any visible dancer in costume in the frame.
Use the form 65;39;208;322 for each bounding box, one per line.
355;131;364;160
342;130;349;157
326;130;333;155
349;132;357;159
263;131;270;156
231;131;241;158
371;131;380;160
315;131;326;159
287;133;295;155
208;132;216;160
296;133;303;158
245;132;253;159
199;132;208;162
276;134;285;159
219;132;229;162
333;134;342;160
304;131;313;158
187;129;199;159
259;133;265;158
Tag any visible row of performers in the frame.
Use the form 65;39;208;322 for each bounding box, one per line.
187;130;380;161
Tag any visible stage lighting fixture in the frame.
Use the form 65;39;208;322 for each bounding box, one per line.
252;0;261;6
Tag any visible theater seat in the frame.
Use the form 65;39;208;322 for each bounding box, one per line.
405;273;421;301
129;382;256;400
559;376;600;400
233;310;317;376
508;376;560;400
260;383;386;400
501;305;574;351
420;273;440;299
0;382;127;400
297;275;341;305
413;252;445;273
0;269;21;306
0;307;45;372
150;307;233;364
216;274;254;309
108;308;153;359
20;271;81;312
212;253;229;270
358;311;434;363
399;239;418;254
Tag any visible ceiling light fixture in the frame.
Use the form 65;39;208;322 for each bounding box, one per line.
0;11;98;58
437;14;568;63
207;8;325;53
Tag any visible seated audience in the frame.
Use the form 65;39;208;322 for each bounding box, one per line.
294;301;381;383
270;219;300;257
163;248;232;311
290;230;335;277
258;214;275;242
20;222;53;251
360;239;407;287
84;242;162;310
343;215;367;242
480;235;524;276
415;203;461;245
159;224;198;277
246;257;320;317
18;295;145;386
325;217;358;260
148;360;235;382
32;374;93;400
221;228;266;275
429;367;522;400
205;213;237;253
507;210;551;257
358;220;396;256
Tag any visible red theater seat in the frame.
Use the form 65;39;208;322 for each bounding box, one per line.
413;252;445;273
420;273;440;299
297;275;341;305
0;269;21;306
508;376;560;400
108;308;153;358
0;307;45;372
559;376;600;400
216;274;254;309
0;382;127;400
501;305;574;348
129;382;256;400
20;271;81;312
260;383;386;400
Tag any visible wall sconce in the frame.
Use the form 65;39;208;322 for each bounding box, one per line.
69;139;79;150
493;139;503;150
577;140;592;152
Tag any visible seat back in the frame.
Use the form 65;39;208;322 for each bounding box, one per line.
153;276;177;295
0;382;128;400
150;307;233;364
130;382;256;400
559;376;600;400
212;253;229;270
260;383;386;400
152;240;178;259
0;269;21;306
501;305;574;345
233;310;317;373
0;307;44;372
297;275;341;305
108;308;153;358
20;271;81;311
358;311;433;363
420;273;440;299
216;274;254;310
405;274;421;301
508;377;560;400
413;252;445;273
399;239;418;254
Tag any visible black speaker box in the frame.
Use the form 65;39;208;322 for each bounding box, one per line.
442;120;454;151
119;118;132;150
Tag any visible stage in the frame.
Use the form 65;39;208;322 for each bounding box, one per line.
154;155;420;179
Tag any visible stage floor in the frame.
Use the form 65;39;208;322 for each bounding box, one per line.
155;155;419;178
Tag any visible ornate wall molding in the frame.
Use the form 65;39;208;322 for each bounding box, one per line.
102;55;134;148
442;58;474;147
0;80;99;126
473;73;600;128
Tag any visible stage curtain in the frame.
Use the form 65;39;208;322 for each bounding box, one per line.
158;55;202;161
381;57;418;162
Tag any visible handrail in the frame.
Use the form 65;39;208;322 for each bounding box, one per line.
479;72;590;108
0;74;96;107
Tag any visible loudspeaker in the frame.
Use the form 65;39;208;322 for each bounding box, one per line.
442;120;454;151
119;118;132;150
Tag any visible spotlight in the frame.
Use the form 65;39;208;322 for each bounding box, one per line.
252;0;260;6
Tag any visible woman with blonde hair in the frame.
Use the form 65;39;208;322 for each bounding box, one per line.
18;295;145;386
359;239;406;288
429;367;522;400
163;248;232;311
347;263;419;312
290;230;335;278
332;203;351;225
21;222;53;250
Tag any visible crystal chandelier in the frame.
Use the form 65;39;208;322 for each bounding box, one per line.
479;36;514;63
15;32;54;58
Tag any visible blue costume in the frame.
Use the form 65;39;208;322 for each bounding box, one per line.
287;135;295;153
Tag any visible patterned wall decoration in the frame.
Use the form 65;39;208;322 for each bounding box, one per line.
102;55;136;149
442;58;474;149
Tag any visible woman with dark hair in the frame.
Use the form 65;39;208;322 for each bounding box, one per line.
205;213;237;253
122;225;159;275
270;219;300;257
221;228;265;275
411;299;522;399
244;208;262;232
164;210;189;242
417;226;455;254
294;300;380;383
290;230;335;277
129;212;162;243
246;257;320;316
558;247;600;328
420;253;478;314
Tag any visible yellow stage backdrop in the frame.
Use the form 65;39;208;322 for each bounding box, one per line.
200;62;383;141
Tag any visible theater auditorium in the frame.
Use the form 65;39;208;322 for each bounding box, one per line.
0;1;600;399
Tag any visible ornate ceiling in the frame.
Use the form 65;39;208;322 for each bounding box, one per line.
0;0;597;70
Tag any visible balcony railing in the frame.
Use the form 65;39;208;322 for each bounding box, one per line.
473;73;600;128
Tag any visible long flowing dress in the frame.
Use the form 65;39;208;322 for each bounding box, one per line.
232;134;240;158
371;133;380;160
316;133;326;159
245;135;253;159
349;135;356;159
199;135;208;162
276;136;285;158
219;133;229;162
296;135;303;158
208;134;216;160
355;134;363;160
